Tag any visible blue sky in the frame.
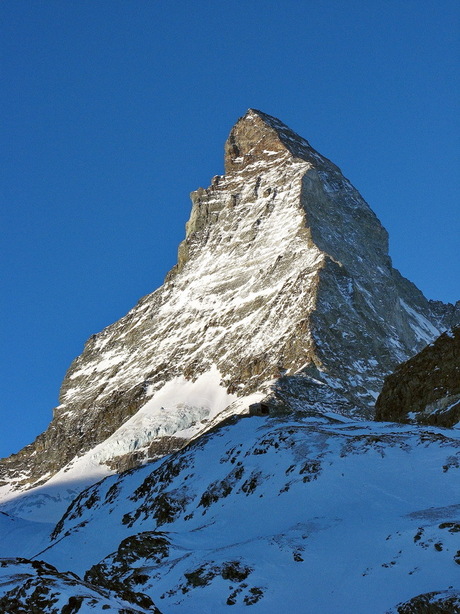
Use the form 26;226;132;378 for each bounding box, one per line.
1;1;459;458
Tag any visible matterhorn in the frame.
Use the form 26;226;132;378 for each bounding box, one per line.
0;110;458;614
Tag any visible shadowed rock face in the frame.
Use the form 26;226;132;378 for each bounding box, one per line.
0;109;456;491
375;327;460;427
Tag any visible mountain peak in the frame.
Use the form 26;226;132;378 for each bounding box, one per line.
0;111;458;614
0;110;452;496
225;109;316;174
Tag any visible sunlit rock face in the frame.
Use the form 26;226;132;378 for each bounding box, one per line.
0;109;454;493
376;326;460;427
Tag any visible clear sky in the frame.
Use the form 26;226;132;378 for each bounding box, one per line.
1;1;459;458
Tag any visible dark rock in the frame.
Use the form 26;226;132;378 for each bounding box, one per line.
389;589;460;613
375;327;460;427
0;558;153;613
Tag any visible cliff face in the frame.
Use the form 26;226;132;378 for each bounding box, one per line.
375;326;460;427
0;109;454;494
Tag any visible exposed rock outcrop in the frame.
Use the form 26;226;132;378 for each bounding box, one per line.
0;558;157;613
375;327;460;427
388;589;460;613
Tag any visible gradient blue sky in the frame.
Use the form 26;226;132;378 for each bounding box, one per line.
1;1;459;458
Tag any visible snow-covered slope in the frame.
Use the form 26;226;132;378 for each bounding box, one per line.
0;369;263;523
0;110;453;499
2;413;459;613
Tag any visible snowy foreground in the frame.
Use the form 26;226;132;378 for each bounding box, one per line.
1;412;459;613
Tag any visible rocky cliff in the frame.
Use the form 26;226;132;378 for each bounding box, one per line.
0;109;455;496
375;326;460;427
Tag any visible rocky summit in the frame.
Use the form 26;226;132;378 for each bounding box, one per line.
0;110;459;614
